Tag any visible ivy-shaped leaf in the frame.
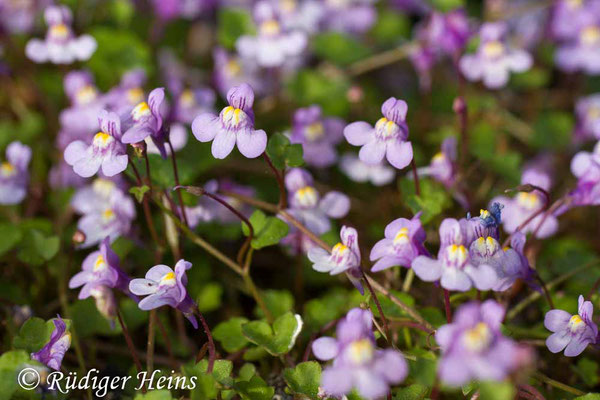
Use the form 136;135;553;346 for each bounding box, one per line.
283;361;321;399
265;133;304;170
213;318;250;353
241;312;303;356
129;185;150;203
242;210;289;250
12;317;57;353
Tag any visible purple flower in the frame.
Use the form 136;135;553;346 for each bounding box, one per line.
31;317;71;371
492;172;558;239
574;94;600;141
545;295;599;356
104;68;147;115
0;141;31;205
284;168;350;234
68;237;133;299
468;235;521;292
459;22;532;89
59;71;107;140
344;97;413;170
151;0;214;20
322;0;377;35
172;87;216;125
236;1;307;68
419;9;470;57
121;88;166;156
312;308;408;399
64;110;128;178
25;5;96;64
493;232;537;292
370;213;429;272
129;260;198;328
192;83;267;159
289;105;344;168
212;47;264;98
417;136;457;188
0;0;48;34
551;0;592;41
339;153;396;186
308;226;364;294
412;218;498;291
567;141;600;208
146;123;188;156
436;300;528;386
554;10;600;74
71;179;136;248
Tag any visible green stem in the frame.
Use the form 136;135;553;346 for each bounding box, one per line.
532;372;586;396
147;310;156;374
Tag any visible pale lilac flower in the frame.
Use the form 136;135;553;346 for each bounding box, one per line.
0;141;31;205
89;285;118;322
213;47;263;97
412;218;498;291
25;5;96;64
289;105;344;168
121;88;167;157
192;83;267;159
574;94;600;141
344;97;413;170
436;300;529;386
491;167;558;239
276;0;324;34
64;111;128;178
468;234;525;292
419;9;470;56
284;168;350;234
545;295;599;357
31;317;71;370
151;0;214;20
416;136;457;189
339;153;395;186
555;11;600;74
493;232;537;292
0;0;48;34
551;0;591;41
171;87;216;125
68;237;133;299
236;1;307;68
370;213;429;272
459;22;532;89
129;260;198;328
105;68;147;115
312;308;408;399
322;0;377;35
308;226;363;294
567;141;600;207
71;179;136;248
146;123;188;156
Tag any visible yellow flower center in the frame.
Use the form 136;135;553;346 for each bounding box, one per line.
260;20;281;36
93;132;113;148
516;192;541;210
581;26;600;46
49;23;69;40
75;85;98;105
432;152;445;163
295;186;318;207
126;87;144;105
180;89;195;107
305;122;324;141
393;227;410;246
567;0;582;9
94;255;107;271
93;178;116;197
1;162;15;176
222;106;245;127
474;236;499;256
102;209;114;221
348;339;374;364
281;0;297;12
447;244;468;265
160;271;177;286
131;101;151;121
569;315;584;332
482;40;504;58
463;322;492;352
375;117;398;139
587;105;600;120
226;60;242;77
332;242;349;255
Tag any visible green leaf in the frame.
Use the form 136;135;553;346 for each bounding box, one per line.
242;210;289;249
283;361;321;399
478;382;515;400
254;290;294;319
398;178;451;224
531;112;573;150
213;318;250;353
265;133;304;169
86;28;151;89
286;70;351;117
217;8;256;49
313;32;371;66
183;359;233;400
0;350;35;399
370;12;410;45
511;67;551;89
234;376;275;400
407;349;437;387
430;0;464;12
0;223;22;256
71;298;118;338
197;283;223;313
12;317;56;353
242;312;303;355
129;185;150;203
17;230;60;266
134;390;175;400
393;384;428;400
572;358;599;388
575;394;600;400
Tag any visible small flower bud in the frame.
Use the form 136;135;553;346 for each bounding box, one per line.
72;230;86;244
453;96;467;115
